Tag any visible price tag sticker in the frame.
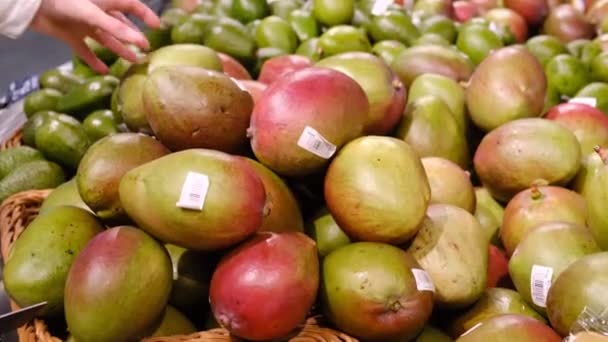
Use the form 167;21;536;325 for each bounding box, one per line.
530;265;553;308
176;172;210;211
371;0;394;15
412;268;435;292
569;97;597;108
297;126;337;159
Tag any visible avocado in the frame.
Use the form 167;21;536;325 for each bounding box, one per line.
82;109;120;142
0;146;44;180
23;88;62;118
21;111;61;147
170;13;214;44
255;15;299;53
71;55;97;78
39;69;84;94
34;115;91;170
204;17;257;61
3;206;104;316
289;9;320;42
0;160;66;202
231;0;269;23
84;37;118;65
56;75;119;119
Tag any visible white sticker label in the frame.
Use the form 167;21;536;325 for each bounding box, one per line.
176;172;210;211
569;97;597;108
230;77;249;92
412;268;435;292
530;265;553;308
371;0;394;15
297;126;337;159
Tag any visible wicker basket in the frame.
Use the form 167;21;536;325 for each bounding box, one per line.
0;190;357;341
1;129;23;151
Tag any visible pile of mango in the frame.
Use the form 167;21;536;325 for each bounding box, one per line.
4;0;608;341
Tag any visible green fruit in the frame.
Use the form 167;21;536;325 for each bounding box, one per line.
170;13;214;44
23;88;62;118
416;326;452;342
474;187;504;244
351;6;371;28
3;206;103;316
412;0;452;20
546;54;591;97
76;133;169;222
448;288;546;337
456;24;504;65
84;37;117;65
412;33;451;46
592;52;608;83
0;146;44;180
466;46;547;132
419;14;458;43
396;95;469;168
165;244;215;314
581;40;603;67
318;25;371;57
160;7;188;27
289;9;320;41
82;109;120;142
269;0;303;19
145;26;173;51
572;148;604;197
39;179;92;214
150;306;197;337
295;38;322;61
576;82;608;114
117;74;151;134
566;38;591;58
321;242;433;341
231;0;269;23
307;207;350;257
255;15;299;53
56;75;119;119
509;221;600;316
371;40;406;66
390;44;474;87
407;73;466;134
109;54;140;80
64;226;173;342
245;18;261;36
211;0;233;16
21;111;59;147
119;149;267;251
408;204;488;308
71;55;97;78
34;115;91;170
525;34;567;67
368;10;420;46
421;157;475;212
0;160;66;202
313;0;354;26
204;17;257;61
39;69;83;94
253;47;289;76
148;43;224;72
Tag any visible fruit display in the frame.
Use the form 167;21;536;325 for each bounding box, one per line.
4;0;608;341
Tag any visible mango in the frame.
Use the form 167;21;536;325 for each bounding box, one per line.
255;15;299;53
474;187;504;244
318;25;372;57
119;149;266;251
313;0;354;26
204;17;257;61
143;65;253;152
368;10;420;46
306;207;350;257
455;315;561;341
150;306;197;337
65;226;173;342
421;157;475;212
39;179;92;214
4;206;103;316
371;39;407;66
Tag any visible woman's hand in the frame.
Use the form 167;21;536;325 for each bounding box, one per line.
30;0;161;74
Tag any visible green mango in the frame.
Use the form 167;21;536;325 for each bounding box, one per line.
525;35;567;67
0;146;44;180
415;326;453;342
23;88;62;118
255;15;299;53
212;0;234;17
0;160;66;203
396;95;469;168
419;14;458;43
306;207;350;257
39;69;84;94
3;206;103;316
35;115;91;170
231;0;269;23
581;40;603;68
474;187;504;244
456;24;504;65
313;0;354;27
566;38;591;58
412;0;452;20
368;10;420;46
82;109;120;142
295;38;322;61
56;75;119;119
412;33;451;46
545;54;591;98
39;179;93;215
117;74;151;133
147;43;224;74
170;13;214;44
150;306;197;337
289;9;320;42
269;0;303;19
592;52;608;83
371;40;407;66
351;6;371;28
576;82;608;114
160;7;188;27
245;18;261;36
318;25;371;57
204;17;257;61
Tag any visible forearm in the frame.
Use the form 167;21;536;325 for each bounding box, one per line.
0;0;42;39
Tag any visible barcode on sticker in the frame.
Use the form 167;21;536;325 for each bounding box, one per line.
297;126;336;159
569;97;597;108
176;172;210;211
371;0;393;15
530;265;553;308
412;268;435;292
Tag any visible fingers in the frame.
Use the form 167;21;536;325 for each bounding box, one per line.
69;38;109;74
107;0;161;29
110;11;139;31
88;6;150;50
92;29;138;63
